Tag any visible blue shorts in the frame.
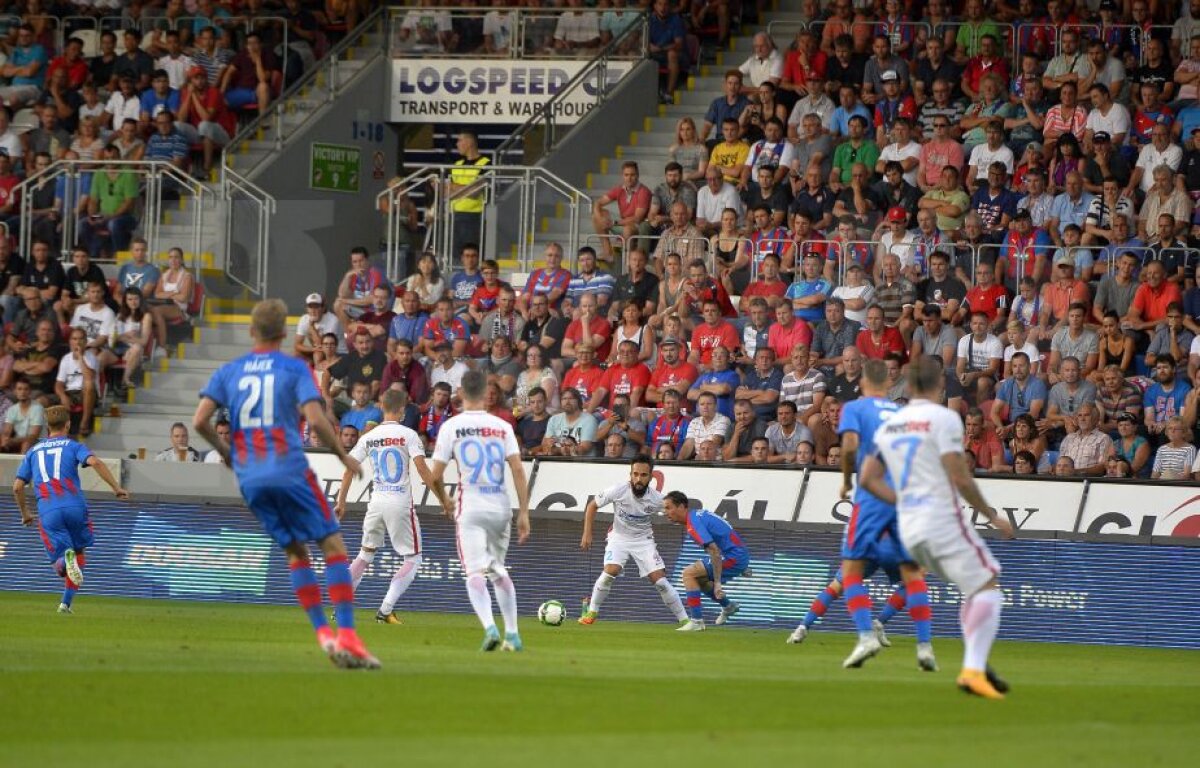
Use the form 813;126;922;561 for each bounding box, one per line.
840;498;911;563
242;470;339;548
37;503;94;562
703;554;749;584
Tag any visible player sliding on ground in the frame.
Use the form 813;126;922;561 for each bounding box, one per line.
835;359;938;671
578;455;689;626
663;491;750;631
193;299;379;670
426;369;532;652
788;533;913;647
335;388;432;624
13;404;130;614
859;356;1015;699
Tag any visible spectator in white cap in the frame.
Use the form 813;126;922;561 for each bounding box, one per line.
294;292;344;365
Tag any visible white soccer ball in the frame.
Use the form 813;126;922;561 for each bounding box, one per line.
538;600;566;626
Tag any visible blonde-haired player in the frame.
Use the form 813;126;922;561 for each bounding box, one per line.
426;369;531;651
335;388;431;624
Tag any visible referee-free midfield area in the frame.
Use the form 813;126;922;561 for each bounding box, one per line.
0;592;1193;768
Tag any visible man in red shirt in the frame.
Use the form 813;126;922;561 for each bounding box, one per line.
963;406;1004;472
766;300;813;364
591;160;652;262
593;340;652;408
645;336;698;406
176;64;234;175
345;284;396;354
47;36;88;90
564;343;605;408
1124;259;1182;335
687;299;739;371
682;257;737;319
738;251;788;312
961;260;1009;333
562;293;613;362
856;305;907;360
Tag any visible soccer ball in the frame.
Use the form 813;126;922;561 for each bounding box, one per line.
538;600;566;626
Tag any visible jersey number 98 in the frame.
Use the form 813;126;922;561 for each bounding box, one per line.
460;439;505;485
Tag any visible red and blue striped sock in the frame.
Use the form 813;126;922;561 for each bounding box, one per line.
803;586;839;629
844;574;874;634
907;579;932;643
325;554;355;631
685;590;703;620
879;585;907;624
289;559;328;632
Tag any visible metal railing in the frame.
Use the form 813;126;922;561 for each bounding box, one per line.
221;166;275;296
13;159;212;269
493;11;648;161
225;5;385;172
377;164;591;280
388;6;648;60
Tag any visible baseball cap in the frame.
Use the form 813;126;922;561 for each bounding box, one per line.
1093;131;1111;143
305;292;323;306
1025;141;1044;154
1012;208;1032;221
881;70;899;83
887;206;907;223
1156;113;1174;126
844;264;863;273
1054;252;1076;267
1116;411;1136;423
187;64;206;79
660;336;681;346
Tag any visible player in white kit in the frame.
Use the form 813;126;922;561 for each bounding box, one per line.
335;389;430;624
578;455;689;626
859;357;1015;699
426;370;531;652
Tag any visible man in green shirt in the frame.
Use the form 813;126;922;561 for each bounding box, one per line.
917;164;970;234
830;115;880;189
80;144;139;260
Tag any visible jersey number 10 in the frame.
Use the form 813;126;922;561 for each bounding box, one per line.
238;374;276;428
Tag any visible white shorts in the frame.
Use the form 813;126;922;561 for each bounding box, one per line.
604;536;666;577
903;523;1001;598
360;498;422;556
456;512;511;575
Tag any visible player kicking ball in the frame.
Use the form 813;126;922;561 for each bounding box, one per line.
426;370;531;652
662;491;750;631
860;357;1015;699
836;359;937;672
787;533;918;649
335;388;432;625
194;299;379;670
13;405;130;613
578;455;688;626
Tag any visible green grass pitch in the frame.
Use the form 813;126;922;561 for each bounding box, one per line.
0;591;1195;768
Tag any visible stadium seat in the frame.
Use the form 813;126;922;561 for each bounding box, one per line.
73;28;100;58
11;107;38;133
164;280;205;346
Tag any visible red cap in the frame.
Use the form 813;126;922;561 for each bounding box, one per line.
187;65;206;80
887;206;907;223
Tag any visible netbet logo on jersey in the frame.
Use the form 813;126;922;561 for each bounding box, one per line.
454;427;507;439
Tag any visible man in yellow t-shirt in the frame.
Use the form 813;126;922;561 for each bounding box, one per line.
708;118;750;186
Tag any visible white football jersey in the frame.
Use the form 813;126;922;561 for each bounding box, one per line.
432;410;520;518
595;481;662;542
349;421;424;504
871;399;966;541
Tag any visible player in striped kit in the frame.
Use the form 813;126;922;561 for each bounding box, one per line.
427;370;531;652
578;455;689;626
13;405;130;613
335;388;431;625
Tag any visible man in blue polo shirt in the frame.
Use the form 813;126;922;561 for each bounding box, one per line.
648;0;686;102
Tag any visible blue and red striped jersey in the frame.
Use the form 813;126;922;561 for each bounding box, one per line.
199;349;320;486
16;436;93;511
685;509;748;562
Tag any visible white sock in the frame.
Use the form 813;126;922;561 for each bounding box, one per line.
350;549;375;591
380;554;422;614
490;573;519;636
588;572;616;614
655;577;688;621
465;574;495;630
960;588;1004;671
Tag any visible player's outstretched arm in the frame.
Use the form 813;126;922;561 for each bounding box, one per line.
302;400;361;479
193;396;231;467
508;454;530;544
12;478;32;525
85;455;129;500
840;431;860;500
580;498;599;550
941;452;1014;538
858;454;896;506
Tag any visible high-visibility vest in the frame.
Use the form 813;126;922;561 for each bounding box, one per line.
450;155;489;213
